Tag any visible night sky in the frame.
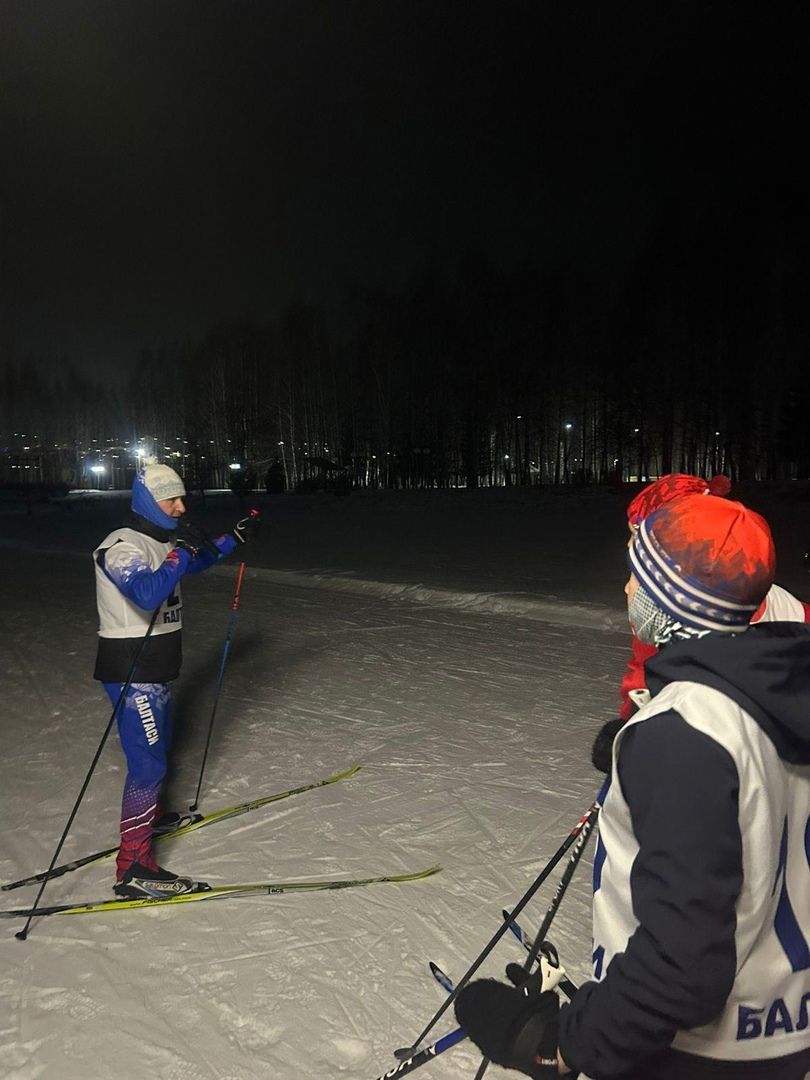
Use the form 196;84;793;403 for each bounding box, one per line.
1;2;805;379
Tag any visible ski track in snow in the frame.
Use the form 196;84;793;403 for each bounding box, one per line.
0;495;637;1080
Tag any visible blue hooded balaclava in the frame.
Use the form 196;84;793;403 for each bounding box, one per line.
131;462;186;531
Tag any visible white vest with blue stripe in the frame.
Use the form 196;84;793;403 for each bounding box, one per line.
592;680;810;1061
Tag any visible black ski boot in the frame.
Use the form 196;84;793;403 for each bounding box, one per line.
152;811;185;835
114;863;211;899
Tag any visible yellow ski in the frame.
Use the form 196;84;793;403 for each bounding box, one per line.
3;763;361;892
1;866;442;918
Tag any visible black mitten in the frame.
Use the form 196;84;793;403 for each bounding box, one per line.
591;717;625;773
455;979;559;1078
174;520;220;558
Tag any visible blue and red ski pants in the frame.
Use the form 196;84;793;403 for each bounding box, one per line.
103;681;174;880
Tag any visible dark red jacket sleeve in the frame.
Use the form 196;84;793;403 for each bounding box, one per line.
618;631;658;721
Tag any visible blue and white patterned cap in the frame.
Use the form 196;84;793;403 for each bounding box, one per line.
628;494;775;633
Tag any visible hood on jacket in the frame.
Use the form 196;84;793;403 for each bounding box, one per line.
645;622;810;765
131;470;179;531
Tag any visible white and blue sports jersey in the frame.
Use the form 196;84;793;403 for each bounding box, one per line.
95;528;184;641
560;623;810;1078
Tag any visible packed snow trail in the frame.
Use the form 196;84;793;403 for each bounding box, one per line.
0;498;629;1079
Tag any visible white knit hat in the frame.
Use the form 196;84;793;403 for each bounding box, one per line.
142;462;186;501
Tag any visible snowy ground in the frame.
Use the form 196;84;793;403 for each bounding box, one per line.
1;486;807;1080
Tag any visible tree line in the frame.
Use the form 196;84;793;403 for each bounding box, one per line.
3;185;809;491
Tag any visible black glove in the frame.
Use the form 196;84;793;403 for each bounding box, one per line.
174;520;220;559
232;509;261;545
455;979;559;1078
591;717;625;773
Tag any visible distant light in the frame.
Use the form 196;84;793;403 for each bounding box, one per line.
229;463;242;471
564;424;572;431
634;428;639;433
90;465;105;475
504;454;510;460
278;441;284;446
516;414;522;420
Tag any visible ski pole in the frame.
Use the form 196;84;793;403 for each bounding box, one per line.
472;805;598;1080
376;811;598;1080
392;801;599;1062
190;560;246;812
15;606;161;941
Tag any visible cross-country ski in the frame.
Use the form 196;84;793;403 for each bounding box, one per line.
2;763;361;891
0;866;440;919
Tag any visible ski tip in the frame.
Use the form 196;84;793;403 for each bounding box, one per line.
408;864;442;881
327;762;362;782
429;961;454;993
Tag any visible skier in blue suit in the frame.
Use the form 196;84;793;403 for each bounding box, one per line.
93;460;256;898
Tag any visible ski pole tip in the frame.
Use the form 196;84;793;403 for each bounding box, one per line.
15;929;28;941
